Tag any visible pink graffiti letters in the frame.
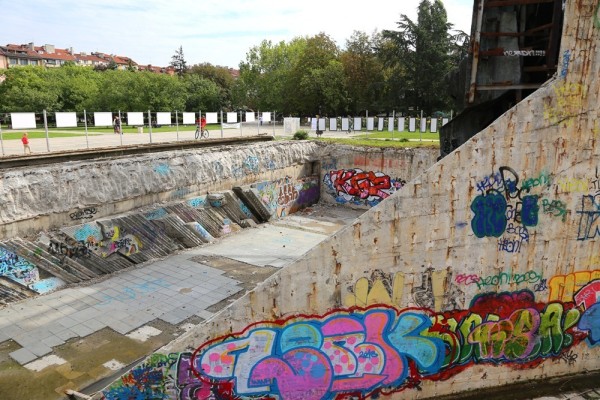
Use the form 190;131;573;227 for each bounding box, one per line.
103;290;593;400
193;308;444;399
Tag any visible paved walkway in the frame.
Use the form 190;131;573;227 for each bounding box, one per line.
2;254;242;365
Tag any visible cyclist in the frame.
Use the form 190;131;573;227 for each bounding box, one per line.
195;115;209;139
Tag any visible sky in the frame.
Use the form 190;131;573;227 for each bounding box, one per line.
2;0;474;69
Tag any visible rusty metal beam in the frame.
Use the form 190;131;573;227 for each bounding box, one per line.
468;0;485;104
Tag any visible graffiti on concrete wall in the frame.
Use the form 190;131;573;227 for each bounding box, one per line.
543;81;586;127
153;163;171;176
69;223;142;258
576;194;600;241
187;196;206;208
561;50;571;78
144;208;168;221
69;207;98;221
323;169;405;207
103;288;598;400
344;268;465;312
455;270;542;290
253;176;319;218
548;269;600;303
0;246;65;294
471;167;574;253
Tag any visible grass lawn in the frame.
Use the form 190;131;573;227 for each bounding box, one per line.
354;130;440;141
276;136;440;148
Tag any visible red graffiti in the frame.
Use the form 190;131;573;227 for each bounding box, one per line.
331;169;392;200
575;279;600;309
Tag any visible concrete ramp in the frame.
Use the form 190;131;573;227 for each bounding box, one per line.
99;2;600;399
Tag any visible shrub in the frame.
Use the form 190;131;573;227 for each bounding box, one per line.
293;130;309;140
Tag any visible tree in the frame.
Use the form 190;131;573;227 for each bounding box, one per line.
236;38;307;114
0;67;62;112
188;63;235;109
341;31;385;114
170;46;187;77
184;74;222;111
381;0;457;114
288;33;343;115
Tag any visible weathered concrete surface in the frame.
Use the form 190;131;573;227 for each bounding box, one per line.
0;141;437;239
0;141;318;238
97;1;600;399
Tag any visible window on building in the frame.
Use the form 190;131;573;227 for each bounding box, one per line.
19;59;28;65
9;58;17;65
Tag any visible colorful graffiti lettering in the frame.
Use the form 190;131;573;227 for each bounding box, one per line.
103;289;595;400
548;269;600;302
187;196;206;208
254;177;319;218
324;169;403;207
194;307;445;399
0;246;65;294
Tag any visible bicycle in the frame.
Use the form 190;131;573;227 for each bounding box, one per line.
195;125;209;139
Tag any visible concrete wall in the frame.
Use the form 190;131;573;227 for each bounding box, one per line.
98;1;600;399
0;141;320;239
320;145;439;208
0;142;437;239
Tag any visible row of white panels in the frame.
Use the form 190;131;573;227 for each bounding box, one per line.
310;117;449;132
5;112;274;130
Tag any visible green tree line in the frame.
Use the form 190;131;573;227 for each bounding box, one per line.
0;0;466;117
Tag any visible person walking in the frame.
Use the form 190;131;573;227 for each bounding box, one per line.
113;116;121;134
21;132;32;155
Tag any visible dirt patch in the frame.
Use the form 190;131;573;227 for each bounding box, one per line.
0;320;182;400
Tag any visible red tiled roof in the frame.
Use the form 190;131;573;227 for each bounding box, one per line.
34;47;76;61
75;53;107;63
4;44;41;58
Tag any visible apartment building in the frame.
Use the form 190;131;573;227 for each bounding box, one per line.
0;43;140;71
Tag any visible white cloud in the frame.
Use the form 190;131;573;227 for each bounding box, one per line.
3;0;474;68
